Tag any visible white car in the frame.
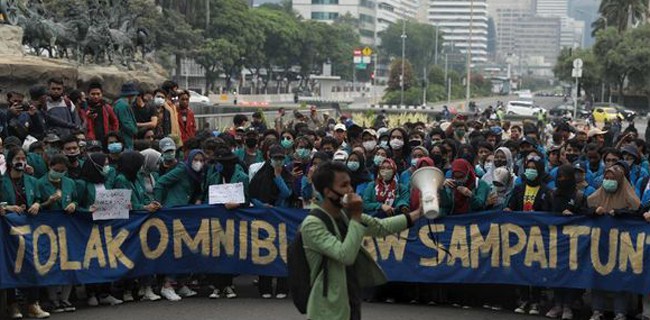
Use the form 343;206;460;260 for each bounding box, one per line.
506;100;545;117
189;90;210;104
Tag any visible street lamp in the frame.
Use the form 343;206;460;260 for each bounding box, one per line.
400;19;407;106
465;0;473;110
434;24;439;66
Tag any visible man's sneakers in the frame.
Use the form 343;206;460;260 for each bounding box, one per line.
177;285;197;298
515;301;528;314
160;287;181;302
141;286;161;302
122;291;134;303
25;303;50;319
209;288;221;299
224;286;237;299
99;294;123;306
87;295;99;307
8;303;23;319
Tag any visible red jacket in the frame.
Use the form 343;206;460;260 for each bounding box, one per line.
177;107;196;143
85;104;119;140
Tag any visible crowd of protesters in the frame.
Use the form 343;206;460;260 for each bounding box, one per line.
1;77;650;320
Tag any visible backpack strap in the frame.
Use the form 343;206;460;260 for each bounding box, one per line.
309;208;337;298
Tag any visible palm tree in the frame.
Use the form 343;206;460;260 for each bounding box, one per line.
595;0;647;34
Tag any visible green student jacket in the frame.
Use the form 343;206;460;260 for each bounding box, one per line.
300;205;409;320
2;174;38;206
203;164;249;204
361;181;410;212
36;175;77;210
26;153;47;178
439;179;491;215
113;174;149;210
112;97;138;149
154;165;201;207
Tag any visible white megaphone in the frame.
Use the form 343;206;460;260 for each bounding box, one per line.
410;167;445;219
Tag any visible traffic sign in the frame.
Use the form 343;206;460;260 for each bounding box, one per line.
355;63;367;70
362;56;371;64
572;68;582;78
354;56;362;64
362;47;373;56
573;58;583;69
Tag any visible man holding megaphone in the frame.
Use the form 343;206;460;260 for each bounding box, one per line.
299;161;423;320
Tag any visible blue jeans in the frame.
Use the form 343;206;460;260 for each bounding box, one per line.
591;290;630;314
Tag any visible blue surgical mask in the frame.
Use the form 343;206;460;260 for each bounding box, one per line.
410;159;418;167
102;165;111;176
347;161;360;171
602;179;618;193
281;138;294;149
524;168;538;181
271;159;283;168
162;152;175;162
295;148;310;159
374;155;386;167
49;169;66;181
108;142;123;154
379;140;388;148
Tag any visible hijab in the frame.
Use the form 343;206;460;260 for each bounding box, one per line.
375;158;398;206
482;147;513;184
117;151;144;182
348;151;372;188
492;166;513;210
184;149;206;183
80;152;107;184
140;148;161;174
410;157;435;210
523;155;545;187
588;166;640;212
552;165;578;212
451;158;476;214
249;150;293;205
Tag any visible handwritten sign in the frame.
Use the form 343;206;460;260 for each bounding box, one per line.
92;189;132;221
209;183;246;205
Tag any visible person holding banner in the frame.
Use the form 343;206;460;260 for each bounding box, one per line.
587;165;641;320
203;139;249;300
250;144;294;299
301;161;423;320
114;151;160;212
440;158;490;215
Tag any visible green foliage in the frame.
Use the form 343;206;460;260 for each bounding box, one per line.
595;0;647;34
194;39;240;92
379;20;443;78
553;47;602;97
387;59;415;91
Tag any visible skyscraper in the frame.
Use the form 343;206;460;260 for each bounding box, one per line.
427;0;490;63
535;0;568;17
293;0;379;45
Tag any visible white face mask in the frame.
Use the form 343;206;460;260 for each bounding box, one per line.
389;139;404;150
363;140;377;151
380;169;394;181
192;161;204;172
153;97;165;107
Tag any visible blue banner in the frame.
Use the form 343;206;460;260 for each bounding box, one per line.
1;207;649;294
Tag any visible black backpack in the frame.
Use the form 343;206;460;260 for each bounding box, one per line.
288;208;336;314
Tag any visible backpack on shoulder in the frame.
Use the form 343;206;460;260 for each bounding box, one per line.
288;208;336;314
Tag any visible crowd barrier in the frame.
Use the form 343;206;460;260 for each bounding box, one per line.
1;207;649;294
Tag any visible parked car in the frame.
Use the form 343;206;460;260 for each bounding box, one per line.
548;104;590;119
592;103;636;121
189;90;210;104
506;100;545;117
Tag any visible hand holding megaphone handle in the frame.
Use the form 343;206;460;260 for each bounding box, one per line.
342;193;363;221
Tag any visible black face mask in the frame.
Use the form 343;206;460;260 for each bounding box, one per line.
409;140;422;147
324;151;334;160
431;154;445;169
556;178;574;190
328;189;345;208
494;160;507;168
245;138;257;149
566;154;579;163
66;153;79;163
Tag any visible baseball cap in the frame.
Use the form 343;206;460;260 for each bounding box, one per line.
334;123;347;132
86;140;103;152
159;137;176;152
622;145;639;159
588;128;608;138
362;128;377;138
43;133;61;144
333;150;349;161
573;161;587;172
519;136;537;147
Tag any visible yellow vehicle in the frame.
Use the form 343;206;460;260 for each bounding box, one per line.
592;107;623;123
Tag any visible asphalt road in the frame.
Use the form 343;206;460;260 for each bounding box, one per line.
56;276;540;320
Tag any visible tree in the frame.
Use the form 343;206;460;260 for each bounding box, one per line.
194;39;240;93
595;0;647;34
386;58;415;92
623;25;650;107
593;27;630;103
553;47;602;99
379;21;443;78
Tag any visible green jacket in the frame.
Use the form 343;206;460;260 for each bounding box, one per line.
154;164;202;207
203;164;249;204
36;175;77;210
112;97;138;149
113;174;149;210
2;174;38;206
301;206;409;320
439;179;491;215
234;148;264;164
75;180;112;211
139;171;160;205
362;181;410;213
26;153;47;178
